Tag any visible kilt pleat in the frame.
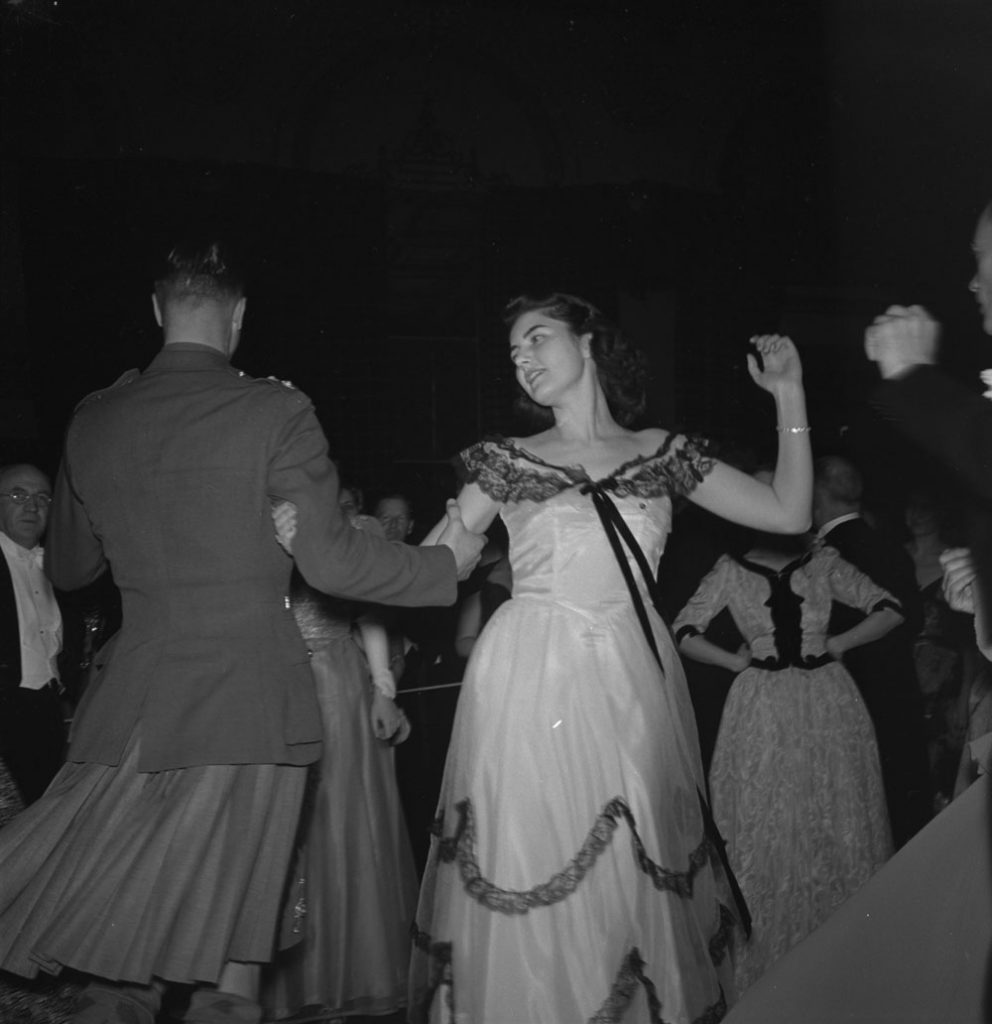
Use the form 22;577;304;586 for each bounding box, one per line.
0;732;307;986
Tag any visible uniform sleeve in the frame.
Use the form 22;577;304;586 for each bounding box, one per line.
672;556;733;642
46;427;109;591
824;549;902;617
267;393;457;607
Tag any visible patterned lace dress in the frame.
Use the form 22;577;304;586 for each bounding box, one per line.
410;435;736;1024
673;549;894;993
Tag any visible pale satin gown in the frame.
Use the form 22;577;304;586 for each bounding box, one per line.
410;435;737;1024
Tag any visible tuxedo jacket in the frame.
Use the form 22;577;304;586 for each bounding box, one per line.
822;516;922;697
0;554;22;694
47;343;456;771
873;365;992;638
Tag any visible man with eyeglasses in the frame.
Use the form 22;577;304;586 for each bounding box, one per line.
0;463;66;805
0;239;483;1024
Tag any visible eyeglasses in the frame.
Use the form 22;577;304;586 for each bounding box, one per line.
0;489;53;506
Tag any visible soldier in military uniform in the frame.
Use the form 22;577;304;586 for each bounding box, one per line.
0;239;482;1024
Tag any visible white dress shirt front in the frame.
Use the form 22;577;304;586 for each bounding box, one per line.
0;531;62;689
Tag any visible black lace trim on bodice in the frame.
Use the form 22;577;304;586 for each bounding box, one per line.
456;433;716;504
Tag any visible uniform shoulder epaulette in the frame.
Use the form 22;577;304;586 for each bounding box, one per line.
74;368;140;410
262;374;298;390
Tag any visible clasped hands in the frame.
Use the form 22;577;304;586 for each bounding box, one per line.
864;304;939;379
271;497;484;580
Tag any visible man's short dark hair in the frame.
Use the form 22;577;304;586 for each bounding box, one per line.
814;455;863;505
154;239;245;307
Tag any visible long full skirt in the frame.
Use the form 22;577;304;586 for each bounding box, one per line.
709;663;892;993
263;637;419;1020
411;596;735;1024
723;773;991;1024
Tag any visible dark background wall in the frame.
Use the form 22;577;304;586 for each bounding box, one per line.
1;0;990;521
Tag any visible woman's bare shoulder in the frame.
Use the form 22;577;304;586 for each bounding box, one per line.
630;426;672;454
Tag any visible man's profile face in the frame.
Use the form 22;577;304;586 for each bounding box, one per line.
0;465;52;550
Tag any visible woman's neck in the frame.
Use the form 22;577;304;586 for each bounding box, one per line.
549;386;622;444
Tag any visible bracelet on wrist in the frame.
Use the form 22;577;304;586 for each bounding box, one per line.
776;425;811;434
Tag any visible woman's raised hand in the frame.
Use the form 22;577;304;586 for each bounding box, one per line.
746;334;803;393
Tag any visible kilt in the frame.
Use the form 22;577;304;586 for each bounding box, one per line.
0;731;307;986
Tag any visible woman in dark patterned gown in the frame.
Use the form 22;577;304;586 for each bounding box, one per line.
408;294;813;1024
674;513;898;994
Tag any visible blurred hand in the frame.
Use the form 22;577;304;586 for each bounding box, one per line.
370;691;410;744
940;546;976;614
864;304;939;379
436;499;486;580
271;500;298;555
747;335;802;392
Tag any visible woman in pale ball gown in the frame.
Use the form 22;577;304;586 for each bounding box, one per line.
407;293;813;1024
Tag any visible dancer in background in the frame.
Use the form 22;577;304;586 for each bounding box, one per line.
265;485;418;1023
675;480;897;993
410;292;812;1023
722;197;992;1024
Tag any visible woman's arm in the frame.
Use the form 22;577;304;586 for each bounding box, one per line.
679;633;751;673
689;336;812;534
825;606;904;660
356;609;409;742
421;481;501;546
454;590;483;660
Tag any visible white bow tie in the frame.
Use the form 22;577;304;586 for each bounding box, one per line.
982;370;992;400
18;545;44;569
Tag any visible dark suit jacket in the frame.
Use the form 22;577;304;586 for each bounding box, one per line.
46;343;456;771
873;365;992;637
822;516;930;830
0;555;21;694
823;516;923;671
823;517;922;639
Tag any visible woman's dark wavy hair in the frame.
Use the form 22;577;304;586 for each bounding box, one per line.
503;292;648;428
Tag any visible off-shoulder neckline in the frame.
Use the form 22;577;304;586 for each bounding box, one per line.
489;433;677;486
